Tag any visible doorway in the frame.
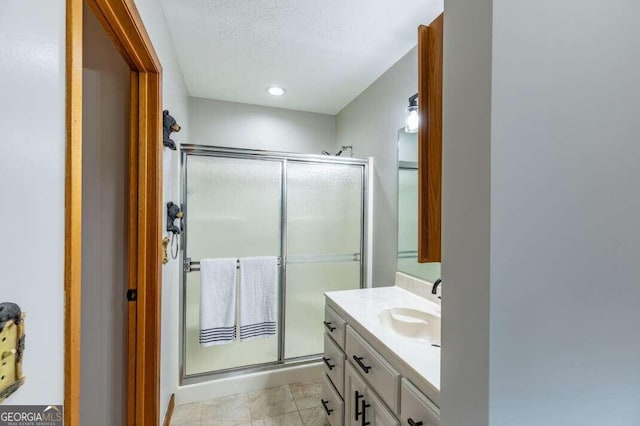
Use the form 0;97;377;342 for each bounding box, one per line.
65;0;162;424
80;7;130;424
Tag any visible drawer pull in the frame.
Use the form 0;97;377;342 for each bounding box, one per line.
322;357;335;370
321;399;334;415
353;355;371;374
408;419;424;426
323;321;337;332
361;399;371;426
355;390;364;421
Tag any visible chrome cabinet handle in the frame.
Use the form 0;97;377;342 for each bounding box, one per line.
323;321;336;332
353;355;371;373
321;399;334;415
322;357;335;370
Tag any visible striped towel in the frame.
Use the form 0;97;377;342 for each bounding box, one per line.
239;257;278;341
199;258;237;346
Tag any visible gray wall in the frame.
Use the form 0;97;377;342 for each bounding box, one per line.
81;8;130;424
336;47;418;287
440;0;492;425
490;1;640;424
189;97;336;154
443;1;640;425
0;0;66;404
0;0;190;412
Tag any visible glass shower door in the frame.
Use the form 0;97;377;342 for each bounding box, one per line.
183;155;282;375
285;162;364;359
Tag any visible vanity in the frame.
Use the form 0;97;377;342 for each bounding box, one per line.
320;281;441;426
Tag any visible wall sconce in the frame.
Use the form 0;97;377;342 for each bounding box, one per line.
405;93;419;133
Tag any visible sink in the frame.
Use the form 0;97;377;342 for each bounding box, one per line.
378;307;441;344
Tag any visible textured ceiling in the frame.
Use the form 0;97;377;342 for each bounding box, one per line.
160;0;444;114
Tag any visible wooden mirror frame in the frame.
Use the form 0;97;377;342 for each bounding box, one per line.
418;13;443;263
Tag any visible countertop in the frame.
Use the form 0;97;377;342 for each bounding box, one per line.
325;286;441;406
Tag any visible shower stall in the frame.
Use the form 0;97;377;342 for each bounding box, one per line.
180;144;369;384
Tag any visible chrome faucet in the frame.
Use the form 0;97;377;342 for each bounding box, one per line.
431;278;442;299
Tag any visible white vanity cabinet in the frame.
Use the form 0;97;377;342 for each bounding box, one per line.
323;296;441;426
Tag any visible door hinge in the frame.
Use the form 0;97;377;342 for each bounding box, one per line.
127;289;137;302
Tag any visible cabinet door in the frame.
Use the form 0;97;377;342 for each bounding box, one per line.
345;362;369;426
367;388;399;426
400;378;440;426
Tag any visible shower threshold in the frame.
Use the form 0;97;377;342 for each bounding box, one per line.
180;353;323;386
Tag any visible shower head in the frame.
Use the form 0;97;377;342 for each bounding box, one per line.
322;146;353;156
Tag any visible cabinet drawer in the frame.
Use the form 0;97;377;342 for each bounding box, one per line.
346;325;400;414
324;306;346;349
322;373;345;426
324;333;346;397
401;378;440;426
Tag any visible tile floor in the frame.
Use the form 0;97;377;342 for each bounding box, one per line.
171;378;330;426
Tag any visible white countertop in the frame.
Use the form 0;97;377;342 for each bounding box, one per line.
325;286;441;405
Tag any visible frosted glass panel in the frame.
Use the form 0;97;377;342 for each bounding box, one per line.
285;262;361;359
287;163;362;255
186;156;281;260
184;156;281;375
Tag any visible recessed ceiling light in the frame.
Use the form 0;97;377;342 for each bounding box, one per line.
267;86;286;96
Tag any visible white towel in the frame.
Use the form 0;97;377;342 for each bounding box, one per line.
239;257;278;341
199;258;237;346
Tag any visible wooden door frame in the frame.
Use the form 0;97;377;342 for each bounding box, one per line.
65;0;162;425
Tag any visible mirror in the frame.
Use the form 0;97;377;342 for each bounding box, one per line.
397;128;441;282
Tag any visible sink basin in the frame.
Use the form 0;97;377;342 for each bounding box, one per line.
378;307;441;344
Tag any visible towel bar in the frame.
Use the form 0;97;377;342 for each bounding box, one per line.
183;253;361;273
184;258;283;273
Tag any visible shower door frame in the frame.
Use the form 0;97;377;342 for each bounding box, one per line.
179;143;369;385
